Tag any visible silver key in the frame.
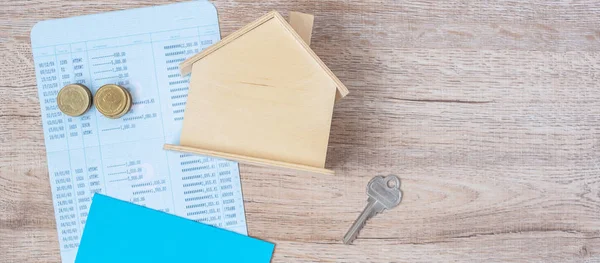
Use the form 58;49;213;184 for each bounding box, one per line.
343;175;402;245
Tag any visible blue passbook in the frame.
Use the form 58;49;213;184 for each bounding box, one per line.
75;194;275;263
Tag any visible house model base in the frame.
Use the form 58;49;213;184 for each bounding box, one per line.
164;144;336;175
164;11;348;175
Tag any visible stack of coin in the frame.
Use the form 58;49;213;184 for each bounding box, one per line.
57;84;93;117
94;84;132;119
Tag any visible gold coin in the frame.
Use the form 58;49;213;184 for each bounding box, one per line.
107;87;132;119
94;84;128;118
57;84;92;117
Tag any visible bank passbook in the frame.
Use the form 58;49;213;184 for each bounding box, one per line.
76;194;274;263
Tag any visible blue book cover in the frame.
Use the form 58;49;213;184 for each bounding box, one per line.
75;194;274;263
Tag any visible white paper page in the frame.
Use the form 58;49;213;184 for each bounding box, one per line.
31;2;247;263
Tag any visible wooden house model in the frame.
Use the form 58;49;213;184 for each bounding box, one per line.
164;11;349;175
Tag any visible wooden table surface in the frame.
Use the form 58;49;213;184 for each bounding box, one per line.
1;1;600;262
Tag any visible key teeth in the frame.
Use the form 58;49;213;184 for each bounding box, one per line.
343;237;355;245
343;214;371;245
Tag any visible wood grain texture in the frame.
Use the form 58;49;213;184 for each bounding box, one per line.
1;0;600;262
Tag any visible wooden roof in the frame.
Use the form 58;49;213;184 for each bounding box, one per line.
179;10;349;99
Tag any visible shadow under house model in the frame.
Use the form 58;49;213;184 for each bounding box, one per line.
164;11;349;175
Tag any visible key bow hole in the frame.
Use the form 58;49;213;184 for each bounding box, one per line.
386;178;397;188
